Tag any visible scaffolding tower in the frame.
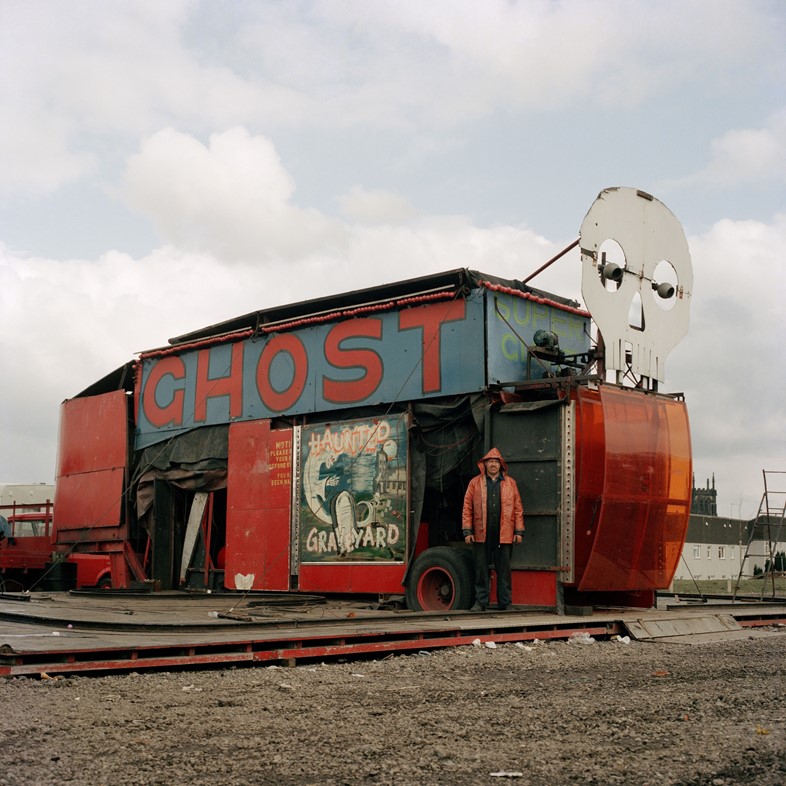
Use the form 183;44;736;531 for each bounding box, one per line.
734;470;786;600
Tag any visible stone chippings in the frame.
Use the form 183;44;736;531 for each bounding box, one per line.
0;632;784;785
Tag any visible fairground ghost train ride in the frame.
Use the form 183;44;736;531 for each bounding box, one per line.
47;187;694;610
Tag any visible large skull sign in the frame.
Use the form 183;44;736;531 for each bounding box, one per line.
580;187;693;384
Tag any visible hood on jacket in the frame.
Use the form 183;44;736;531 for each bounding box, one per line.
477;447;508;476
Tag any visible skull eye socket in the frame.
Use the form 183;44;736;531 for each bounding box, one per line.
598;239;626;291
652;259;678;311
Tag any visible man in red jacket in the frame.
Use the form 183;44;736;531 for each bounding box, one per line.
462;448;524;611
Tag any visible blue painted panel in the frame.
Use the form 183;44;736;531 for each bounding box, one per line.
136;292;486;447
486;291;591;385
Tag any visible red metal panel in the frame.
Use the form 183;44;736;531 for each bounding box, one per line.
56;392;128;476
511;570;557;607
54;391;128;532
574;387;691;592
298;563;407;595
225;420;292;591
0;536;50;570
54;469;125;530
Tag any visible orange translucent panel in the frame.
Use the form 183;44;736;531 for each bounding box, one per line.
574;387;691;591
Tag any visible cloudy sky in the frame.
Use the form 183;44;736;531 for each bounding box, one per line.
1;0;784;519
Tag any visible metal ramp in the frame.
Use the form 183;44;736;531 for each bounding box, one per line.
734;470;786;601
623;612;786;644
624;613;751;644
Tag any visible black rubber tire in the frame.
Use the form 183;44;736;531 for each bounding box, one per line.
405;547;474;611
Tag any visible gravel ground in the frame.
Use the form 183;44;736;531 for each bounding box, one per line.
1;631;784;786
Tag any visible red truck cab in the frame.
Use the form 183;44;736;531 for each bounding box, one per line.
1;500;111;591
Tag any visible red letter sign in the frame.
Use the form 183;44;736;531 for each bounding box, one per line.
399;300;466;393
323;318;384;403
256;334;308;412
194;343;244;423
142;356;186;428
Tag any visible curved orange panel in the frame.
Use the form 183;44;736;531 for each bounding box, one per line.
573;387;691;591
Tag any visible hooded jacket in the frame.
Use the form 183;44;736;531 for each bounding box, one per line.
461;448;525;544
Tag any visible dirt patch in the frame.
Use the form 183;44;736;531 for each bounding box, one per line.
1;632;784;785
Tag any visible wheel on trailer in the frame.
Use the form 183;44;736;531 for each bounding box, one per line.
405;547;474;611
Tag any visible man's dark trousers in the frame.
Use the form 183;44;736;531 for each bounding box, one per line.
472;541;512;609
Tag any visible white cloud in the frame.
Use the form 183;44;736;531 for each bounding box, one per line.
0;113;97;196
306;0;782;116
122;127;345;263
0;1;302;196
0;1;185;194
3;1;784;197
338;186;419;225
680;111;786;186
121;127;558;284
671;213;786;516
1;130;561;482
341;219;558;296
